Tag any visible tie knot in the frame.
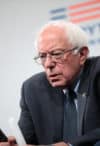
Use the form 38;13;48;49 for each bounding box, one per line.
67;89;77;101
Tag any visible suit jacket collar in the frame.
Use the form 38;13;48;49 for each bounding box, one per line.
77;59;91;136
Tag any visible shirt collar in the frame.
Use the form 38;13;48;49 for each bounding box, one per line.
64;68;83;93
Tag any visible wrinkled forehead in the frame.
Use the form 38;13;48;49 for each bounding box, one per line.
41;25;66;39
37;25;71;50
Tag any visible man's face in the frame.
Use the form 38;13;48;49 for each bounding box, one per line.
37;26;86;88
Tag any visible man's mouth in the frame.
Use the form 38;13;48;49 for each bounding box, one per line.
48;74;61;81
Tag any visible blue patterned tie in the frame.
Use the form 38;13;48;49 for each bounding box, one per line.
63;89;77;141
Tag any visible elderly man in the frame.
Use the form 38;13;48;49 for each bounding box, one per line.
1;21;100;146
18;21;100;146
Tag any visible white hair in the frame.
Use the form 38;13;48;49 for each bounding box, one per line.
34;20;88;51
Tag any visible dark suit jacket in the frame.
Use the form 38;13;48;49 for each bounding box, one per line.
18;56;100;146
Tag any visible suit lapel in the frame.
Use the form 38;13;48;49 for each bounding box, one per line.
77;92;87;135
77;61;91;136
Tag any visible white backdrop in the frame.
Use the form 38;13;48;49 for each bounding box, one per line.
0;0;100;135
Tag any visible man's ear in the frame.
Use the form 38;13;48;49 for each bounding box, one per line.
79;46;89;65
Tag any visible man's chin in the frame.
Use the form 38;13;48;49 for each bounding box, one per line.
50;81;66;88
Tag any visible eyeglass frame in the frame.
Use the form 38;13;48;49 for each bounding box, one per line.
33;47;81;64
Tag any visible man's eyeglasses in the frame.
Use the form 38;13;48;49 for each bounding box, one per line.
33;47;80;64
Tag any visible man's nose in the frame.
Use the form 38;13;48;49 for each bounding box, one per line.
43;55;56;68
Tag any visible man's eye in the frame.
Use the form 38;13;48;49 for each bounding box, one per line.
39;54;46;58
52;52;62;56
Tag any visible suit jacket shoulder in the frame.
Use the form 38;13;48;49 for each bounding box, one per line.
79;56;100;93
23;72;49;88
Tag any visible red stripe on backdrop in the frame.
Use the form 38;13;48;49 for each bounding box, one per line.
69;0;100;10
70;14;100;23
69;6;100;17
